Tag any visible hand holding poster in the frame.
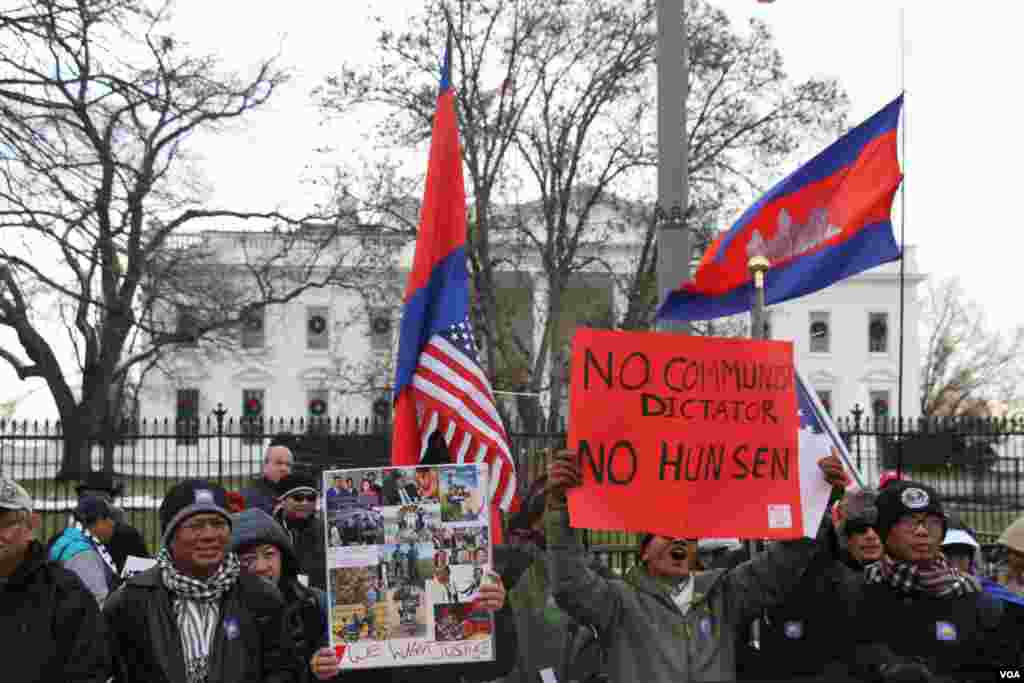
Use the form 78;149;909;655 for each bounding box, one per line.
322;463;496;670
568;328;817;539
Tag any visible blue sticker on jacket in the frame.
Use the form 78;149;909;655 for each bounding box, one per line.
224;616;241;641
935;621;957;642
698;616;713;638
783;620;804;639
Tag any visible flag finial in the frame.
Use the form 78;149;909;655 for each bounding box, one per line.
440;28;453;93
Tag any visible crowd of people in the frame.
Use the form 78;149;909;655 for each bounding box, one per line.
2;440;1023;682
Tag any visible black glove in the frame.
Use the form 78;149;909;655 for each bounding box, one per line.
878;658;934;683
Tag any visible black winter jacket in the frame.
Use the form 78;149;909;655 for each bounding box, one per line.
0;541;109;682
280;578;329;682
275;511;327;591
242;477;280;515
851;579;1011;681
103;565;297;683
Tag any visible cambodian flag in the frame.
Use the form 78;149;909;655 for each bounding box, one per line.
657;95;904;323
392;42;517;515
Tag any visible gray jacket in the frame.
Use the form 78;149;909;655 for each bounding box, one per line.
546;508;824;683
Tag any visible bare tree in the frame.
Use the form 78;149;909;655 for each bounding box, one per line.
316;0;847;429
920;277;1024;417
0;1;381;477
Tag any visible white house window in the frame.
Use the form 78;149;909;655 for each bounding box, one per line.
809;311;830;354
869;312;889;353
241;308;265;349
816;389;833;416
307;306;329;350
176;307;199;347
870;390;891;420
175;388;199;445
242;389;264;443
307;388;330;434
369;308;392;351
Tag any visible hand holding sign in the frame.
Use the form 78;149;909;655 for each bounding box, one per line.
818;451;849;490
546;449;582;497
473;572;506;613
310;647;340;681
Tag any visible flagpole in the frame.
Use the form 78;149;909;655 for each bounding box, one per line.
896;7;908;478
655;0;690;336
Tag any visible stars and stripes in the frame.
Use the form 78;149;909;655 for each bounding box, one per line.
409;318;517;510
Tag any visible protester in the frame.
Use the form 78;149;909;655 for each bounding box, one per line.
230;508;329;682
0;474;109;682
754;487;876;681
49;495;119;605
274;471;328;591
941;516;983;576
304;429;519;683
46;472;150;575
497;474;606;683
850;480;1012;681
834;487;883;569
244;445;293;513
994;513;1024;594
103;479;296;682
543;447;848;683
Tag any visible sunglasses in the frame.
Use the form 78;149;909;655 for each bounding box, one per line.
844;520;877;536
289;494;317;503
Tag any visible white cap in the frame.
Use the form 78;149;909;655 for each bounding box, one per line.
941;528;980;550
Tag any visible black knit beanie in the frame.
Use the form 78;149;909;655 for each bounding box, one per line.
875;480;946;542
159;479;232;547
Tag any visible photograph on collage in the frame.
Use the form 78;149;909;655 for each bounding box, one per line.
438;464;485;524
433;603;494;642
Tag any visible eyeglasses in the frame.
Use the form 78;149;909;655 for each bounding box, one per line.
239;547;280;569
179;517;230;534
894;515;944;535
289;494;317;503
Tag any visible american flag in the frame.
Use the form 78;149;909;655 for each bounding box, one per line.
796;370;861;490
409;317;517;510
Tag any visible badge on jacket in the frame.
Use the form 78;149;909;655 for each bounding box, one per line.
698;616;713;638
224;616;241;641
935;621;957;641
783;620;804;639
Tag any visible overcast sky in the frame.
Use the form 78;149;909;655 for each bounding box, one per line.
4;0;1022;417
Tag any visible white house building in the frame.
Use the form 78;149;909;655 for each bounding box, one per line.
137;211;925;429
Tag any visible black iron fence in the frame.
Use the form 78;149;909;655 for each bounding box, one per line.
2;409;1023;554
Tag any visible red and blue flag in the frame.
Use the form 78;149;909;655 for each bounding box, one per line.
391;43;517;515
657;95;904;322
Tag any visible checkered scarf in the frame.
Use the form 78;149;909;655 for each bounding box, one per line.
158;548;240;683
864;553;981;598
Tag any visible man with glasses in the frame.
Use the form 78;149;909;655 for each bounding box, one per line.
850;480;1012;682
103;479;296;682
0;474;109;682
274;472;327;590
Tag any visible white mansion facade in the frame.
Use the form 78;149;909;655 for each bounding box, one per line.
137;214;925;428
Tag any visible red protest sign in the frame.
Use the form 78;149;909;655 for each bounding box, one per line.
567;328;802;539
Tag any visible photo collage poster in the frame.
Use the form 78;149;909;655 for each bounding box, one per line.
323;463;496;669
